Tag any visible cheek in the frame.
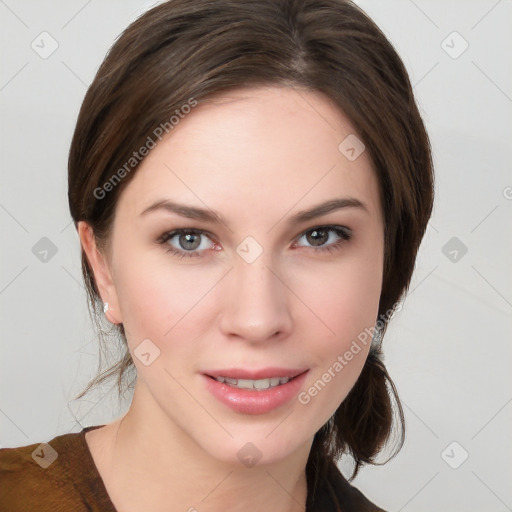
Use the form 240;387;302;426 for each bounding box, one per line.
290;245;383;407
112;247;224;358
110;240;175;338
292;248;383;347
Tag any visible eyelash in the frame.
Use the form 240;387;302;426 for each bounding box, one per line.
156;225;352;259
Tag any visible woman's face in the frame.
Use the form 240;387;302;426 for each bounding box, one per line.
91;85;384;465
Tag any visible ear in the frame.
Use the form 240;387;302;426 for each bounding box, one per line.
78;221;123;325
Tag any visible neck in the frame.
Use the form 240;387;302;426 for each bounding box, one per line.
90;385;311;512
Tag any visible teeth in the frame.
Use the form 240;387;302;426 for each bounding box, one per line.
214;376;291;390
237;379;257;389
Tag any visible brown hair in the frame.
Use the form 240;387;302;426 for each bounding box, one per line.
68;0;433;498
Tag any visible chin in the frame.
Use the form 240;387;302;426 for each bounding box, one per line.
197;424;311;468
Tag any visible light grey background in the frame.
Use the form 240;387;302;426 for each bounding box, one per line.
1;1;511;510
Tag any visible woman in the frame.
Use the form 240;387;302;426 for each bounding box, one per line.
0;0;433;510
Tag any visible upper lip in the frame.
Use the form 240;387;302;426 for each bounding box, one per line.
204;367;309;380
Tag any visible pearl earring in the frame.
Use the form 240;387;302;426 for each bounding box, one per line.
103;302;109;313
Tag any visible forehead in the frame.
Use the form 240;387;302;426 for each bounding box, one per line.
115;85;381;227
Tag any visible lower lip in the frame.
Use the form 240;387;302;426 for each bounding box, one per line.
203;371;309;415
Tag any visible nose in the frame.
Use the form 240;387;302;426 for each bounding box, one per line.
219;253;293;344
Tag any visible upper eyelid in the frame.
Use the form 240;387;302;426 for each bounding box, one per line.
295;225;352;244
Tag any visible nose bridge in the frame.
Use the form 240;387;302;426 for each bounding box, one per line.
233;233;279;295
236;250;276;295
219;246;292;342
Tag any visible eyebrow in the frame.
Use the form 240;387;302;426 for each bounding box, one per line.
140;197;368;225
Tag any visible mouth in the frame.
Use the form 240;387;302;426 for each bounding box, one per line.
203;368;308;391
202;368;310;414
208;375;296;390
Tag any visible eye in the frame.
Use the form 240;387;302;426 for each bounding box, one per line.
156;225;352;259
156;229;216;258
294;225;352;254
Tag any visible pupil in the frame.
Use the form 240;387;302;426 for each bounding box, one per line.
180;232;200;250
308;229;328;246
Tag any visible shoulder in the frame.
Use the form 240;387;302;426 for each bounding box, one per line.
0;429;100;512
325;462;386;512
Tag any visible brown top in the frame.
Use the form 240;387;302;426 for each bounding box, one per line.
0;425;385;511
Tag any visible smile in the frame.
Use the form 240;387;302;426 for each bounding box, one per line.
203;369;309;414
212;376;291;390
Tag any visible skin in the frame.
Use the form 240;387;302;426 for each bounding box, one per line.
79;85;384;512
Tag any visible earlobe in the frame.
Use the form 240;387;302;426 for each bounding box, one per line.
77;221;122;324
